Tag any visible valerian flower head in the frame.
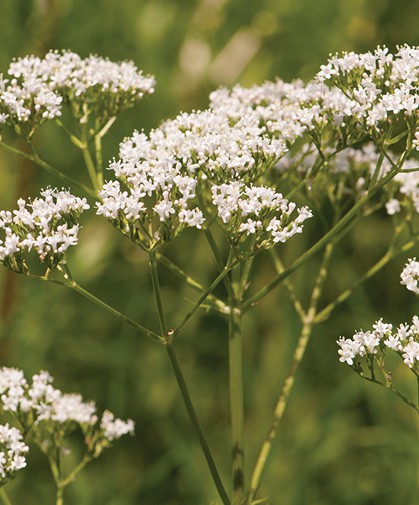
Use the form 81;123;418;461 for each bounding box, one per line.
0;188;89;273
0;50;155;137
211;181;312;250
0;367;134;458
337;316;419;372
0;424;28;486
97;107;298;251
400;258;419;294
317;45;419;134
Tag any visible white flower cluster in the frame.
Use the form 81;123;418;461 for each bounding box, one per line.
0;188;89;272
337;316;419;370
212;182;312;247
317;45;419;128
0;50;155;135
0;367;134;444
401;258;419;294
97;106;308;251
0;424;28;485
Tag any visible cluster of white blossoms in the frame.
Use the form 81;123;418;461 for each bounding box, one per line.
0;50;155;136
0;367;134;449
401;258;419;294
211;182;312;247
0;188;89;272
97;106;312;251
317;45;419;128
337;316;419;371
0;424;28;486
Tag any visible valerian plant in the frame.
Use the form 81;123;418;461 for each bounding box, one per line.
0;46;418;504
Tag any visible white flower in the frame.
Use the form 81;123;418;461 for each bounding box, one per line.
400;258;419;294
0;188;89;270
100;410;135;441
0;50;155;130
0;424;28;483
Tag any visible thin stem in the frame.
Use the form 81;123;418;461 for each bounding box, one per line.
157;253;230;315
55;119;85;149
0;140;96;197
247;243;334;503
358;374;419;413
55;486;63;505
165;341;230;505
269;249;305;321
94;133;104;187
59;454;92;487
315;234;418;323
79;121;102;192
229;263;245;504
149;251;167;335
31;270;162;343
67;280;163;343
0;489;13;505
243;164;401;310
173;257;241;335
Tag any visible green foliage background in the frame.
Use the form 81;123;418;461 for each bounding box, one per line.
0;0;418;504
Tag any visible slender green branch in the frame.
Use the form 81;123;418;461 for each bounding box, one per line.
54;119;85;149
0;489;13;505
94;116;116;139
314;236;418;323
94;134;104;187
243;164;402;310
247;243;334;504
67;279;163;343
150;251;230;503
357;373;419;413
81;142;100;192
157;254;230;315
55;486;63;505
59;454;92;487
165;341;230;505
149;251;167;335
229;263;245;504
0;140;96;197
173;257;241;335
29;270;162;343
269;249;305;321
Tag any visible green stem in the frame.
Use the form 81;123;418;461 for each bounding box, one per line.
32;270;162;343
269;249;305;321
0;489;13;505
81;144;99;192
157;254;230;315
0;140;96;197
165;341;230;505
247;243;334;504
358;374;419;413
55;486;63;505
173;257;241;335
229;263;245;504
67;280;162;343
149;254;230;503
94;133;104;187
243;164;401;311
314;236;418;323
59;454;92;487
149;251;167;335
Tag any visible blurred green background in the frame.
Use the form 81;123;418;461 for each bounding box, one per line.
0;0;418;504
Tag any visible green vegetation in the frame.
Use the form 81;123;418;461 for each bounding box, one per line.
0;1;418;504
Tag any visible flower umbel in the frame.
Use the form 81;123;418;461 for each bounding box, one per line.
0;188;89;272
